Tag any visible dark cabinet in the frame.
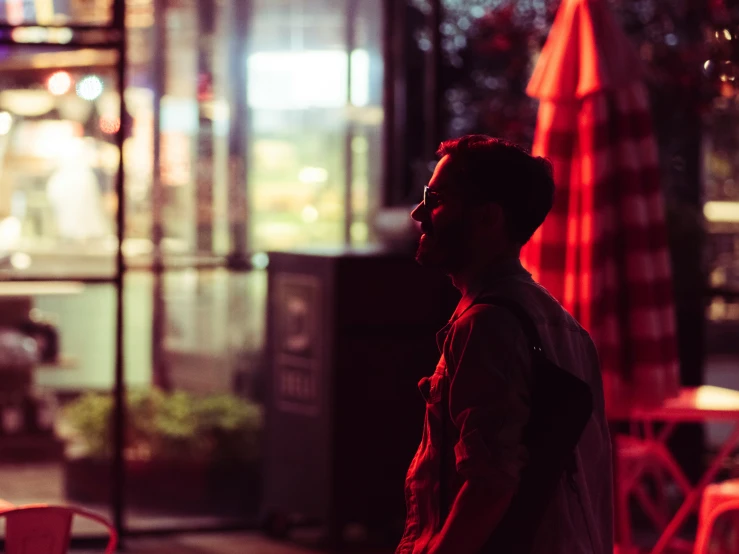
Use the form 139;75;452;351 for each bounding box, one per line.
261;247;457;544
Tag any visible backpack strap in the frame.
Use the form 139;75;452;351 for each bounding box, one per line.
473;295;545;356
439;295;546;523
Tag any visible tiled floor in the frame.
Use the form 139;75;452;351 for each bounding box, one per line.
0;462;245;533
8;355;739;552
75;533;310;554
71;532;393;553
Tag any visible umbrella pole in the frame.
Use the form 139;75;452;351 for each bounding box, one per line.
611;423;635;554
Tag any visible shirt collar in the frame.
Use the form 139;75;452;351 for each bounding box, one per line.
435;258;531;353
450;258;531;322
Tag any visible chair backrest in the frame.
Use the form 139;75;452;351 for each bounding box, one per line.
0;504;117;554
694;498;739;554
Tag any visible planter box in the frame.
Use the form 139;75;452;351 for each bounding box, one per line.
64;457;261;516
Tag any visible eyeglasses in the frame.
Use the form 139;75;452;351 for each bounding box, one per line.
423;186;442;209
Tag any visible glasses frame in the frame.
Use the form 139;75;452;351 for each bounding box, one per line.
423;186;442;209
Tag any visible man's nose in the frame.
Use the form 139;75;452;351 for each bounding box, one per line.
410;202;426;222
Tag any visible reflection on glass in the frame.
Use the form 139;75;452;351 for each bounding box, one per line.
0;3;163;274
0;0;113;26
159;269;266;395
248;50;370;110
0;283;114;535
151;0;232;257
704;101;739;322
125;268;267;529
247;0;383;252
0;0;385;533
0;270;266;529
0;53;121;278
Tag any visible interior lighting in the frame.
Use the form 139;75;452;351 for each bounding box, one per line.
704;201;739;222
47;71;72;96
99;116;121;134
0;112;12;135
76;75;104;101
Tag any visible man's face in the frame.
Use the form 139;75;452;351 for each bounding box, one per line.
410;155;471;272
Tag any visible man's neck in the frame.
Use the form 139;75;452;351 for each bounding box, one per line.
450;251;521;296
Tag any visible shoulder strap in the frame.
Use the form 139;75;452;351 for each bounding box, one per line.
439;295;544;523
477;296;596;553
473;295;545;357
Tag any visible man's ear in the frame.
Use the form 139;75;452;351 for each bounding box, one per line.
477;203;506;232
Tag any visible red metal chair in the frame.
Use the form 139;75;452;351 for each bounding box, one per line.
0;504;117;554
616;434;694;546
694;486;739;554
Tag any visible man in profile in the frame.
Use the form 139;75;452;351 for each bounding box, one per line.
396;135;613;554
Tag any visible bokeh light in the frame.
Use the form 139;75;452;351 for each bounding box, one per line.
76;75;104;101
301;205;319;223
0;112;12;135
250;252;269;269
297;166;328;184
704;59;715;77
47;71;72;96
10;252;32;271
99;116;121;134
719;60;736;83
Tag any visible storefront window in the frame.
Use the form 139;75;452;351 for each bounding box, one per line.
0;50;120;279
248;0;383;251
155;0;232;257
0;0;384;536
704;101;739;326
0;283;115;533
350;0;385;244
0;0;113;26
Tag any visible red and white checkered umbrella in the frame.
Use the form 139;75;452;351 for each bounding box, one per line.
521;0;680;408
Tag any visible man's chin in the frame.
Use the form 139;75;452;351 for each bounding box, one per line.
415;244;448;270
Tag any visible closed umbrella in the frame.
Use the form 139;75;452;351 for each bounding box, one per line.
521;0;680;409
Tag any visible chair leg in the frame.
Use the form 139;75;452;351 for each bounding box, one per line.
652;465;670;517
634;483;669;529
618;485;633;548
730;511;739;554
693;505;739;554
653;446;694;498
643;464;672;525
694;516;715;554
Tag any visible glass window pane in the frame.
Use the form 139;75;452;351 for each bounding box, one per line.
0;0;114;26
0;48;119;279
154;0;231;258
0;283;114;537
350;0;384;245
248;0;384;251
704;105;739;311
0;0;385;535
123;268;266;530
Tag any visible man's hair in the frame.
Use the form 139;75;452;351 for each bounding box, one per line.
437;134;555;245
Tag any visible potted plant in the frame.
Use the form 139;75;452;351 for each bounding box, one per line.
59;388;262;516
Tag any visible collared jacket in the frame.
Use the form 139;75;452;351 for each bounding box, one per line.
396;260;613;554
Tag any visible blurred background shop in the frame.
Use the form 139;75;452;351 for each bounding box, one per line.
0;0;739;551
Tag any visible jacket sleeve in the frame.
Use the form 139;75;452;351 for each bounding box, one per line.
443;304;532;488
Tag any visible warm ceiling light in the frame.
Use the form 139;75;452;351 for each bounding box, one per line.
47;71;72;95
76;75;104;101
704;201;739;222
99;116;121;134
0;112;12;135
